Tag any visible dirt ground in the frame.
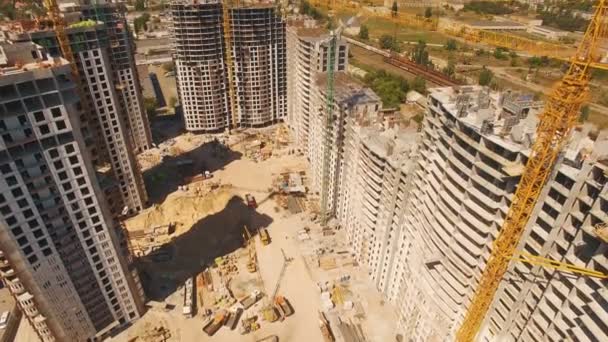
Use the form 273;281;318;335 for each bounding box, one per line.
109;129;398;342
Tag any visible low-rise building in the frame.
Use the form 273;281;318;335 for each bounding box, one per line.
527;25;570;41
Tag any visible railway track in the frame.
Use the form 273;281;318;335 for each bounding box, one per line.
345;37;460;87
383;54;461;87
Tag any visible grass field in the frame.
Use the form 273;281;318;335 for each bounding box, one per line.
361;17;450;45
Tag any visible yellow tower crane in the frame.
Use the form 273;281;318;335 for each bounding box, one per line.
456;2;608;341
41;0;79;78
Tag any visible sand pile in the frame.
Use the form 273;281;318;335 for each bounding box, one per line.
125;185;236;236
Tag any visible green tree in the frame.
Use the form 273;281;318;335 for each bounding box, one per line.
445;39;457;51
411;76;427;94
478;67;494;86
300;0;325;20
392;1;398;17
363;70;410;108
475;48;487;57
135;0;146;11
463;1;514;15
379;35;399;51
358;25;369;40
134;13;151;33
424;7;433;18
144;97;158;120
443;58;456;78
493;47;508;60
411;40;431;66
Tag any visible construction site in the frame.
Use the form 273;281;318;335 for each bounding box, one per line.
0;0;606;341
108;123;398;342
115;1;608;342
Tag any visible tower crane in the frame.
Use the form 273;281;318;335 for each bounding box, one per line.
456;2;608;341
41;0;79;78
320;9;355;224
223;1;238;130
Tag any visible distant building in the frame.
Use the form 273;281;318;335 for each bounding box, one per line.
465;20;527;31
528;25;570;41
170;0;287;132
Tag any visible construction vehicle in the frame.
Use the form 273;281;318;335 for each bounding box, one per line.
202;310;226;336
261;249;290;322
224;307;242;330
456;2;608;341
239;290;261;310
262;305;280;322
239;315;260;335
259;228;270;245
274;296;293;318
245;194;258;208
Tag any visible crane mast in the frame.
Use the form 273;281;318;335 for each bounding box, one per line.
223;1;238;130
320;30;337;225
42;0;78;76
456;2;608;341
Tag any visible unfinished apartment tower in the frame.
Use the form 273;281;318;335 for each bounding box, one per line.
286;17;348;154
0;43;145;342
4;12;149;216
170;0;230;132
331;86;608;341
76;0;154;153
231;4;286;127
170;0;286;131
308;72;380;216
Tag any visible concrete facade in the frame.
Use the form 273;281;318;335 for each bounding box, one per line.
232;5;286;127
4;18;149;216
170;0;230;132
303;73;608;341
170;0;286;132
308;72;381;215
78;2;154;154
342;86;608;341
286;17;348;155
0;43;145;342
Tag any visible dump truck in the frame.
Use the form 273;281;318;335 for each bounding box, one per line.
262;305;279;322
245;194;257;208
239;290;261;310
260;228;270;245
203;311;226;336
275;296;293;318
239;316;259;335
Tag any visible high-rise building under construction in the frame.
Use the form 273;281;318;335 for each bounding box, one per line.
286;17;348;155
325;84;608;342
170;0;286;132
0;42;145;342
2;4;149;216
